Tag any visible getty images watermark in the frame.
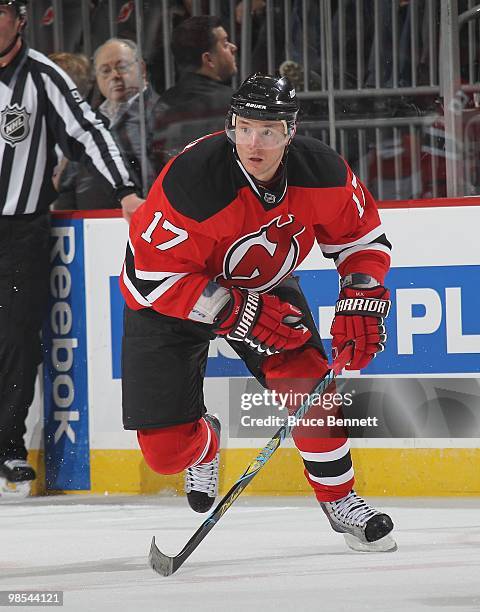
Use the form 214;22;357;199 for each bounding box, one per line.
238;388;378;430
229;377;480;439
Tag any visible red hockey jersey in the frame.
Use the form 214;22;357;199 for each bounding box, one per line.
120;132;391;320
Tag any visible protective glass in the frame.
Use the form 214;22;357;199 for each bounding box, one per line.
226;114;295;149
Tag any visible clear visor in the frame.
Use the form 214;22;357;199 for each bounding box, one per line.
226;113;295;149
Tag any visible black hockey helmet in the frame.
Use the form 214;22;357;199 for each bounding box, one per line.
226;73;299;148
231;73;299;122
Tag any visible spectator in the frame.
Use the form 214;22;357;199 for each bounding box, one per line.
48;52;93;100
90;0;178;92
0;0;143;498
94;38;166;194
53;38;166;210
156;16;237;162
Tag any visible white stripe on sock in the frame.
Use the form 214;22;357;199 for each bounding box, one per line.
307;467;355;486
190;417;212;467
299;439;351;463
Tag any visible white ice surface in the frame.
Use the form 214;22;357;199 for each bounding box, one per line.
1;496;479;612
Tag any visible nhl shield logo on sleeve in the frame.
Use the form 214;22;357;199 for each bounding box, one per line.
1;104;31;146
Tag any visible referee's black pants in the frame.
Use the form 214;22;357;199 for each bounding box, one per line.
0;213;50;461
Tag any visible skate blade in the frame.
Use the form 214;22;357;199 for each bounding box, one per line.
0;477;31;499
344;532;397;552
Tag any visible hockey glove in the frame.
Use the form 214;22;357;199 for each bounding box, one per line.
214;288;311;355
330;286;391;370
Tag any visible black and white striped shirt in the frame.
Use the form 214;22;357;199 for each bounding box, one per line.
0;42;135;216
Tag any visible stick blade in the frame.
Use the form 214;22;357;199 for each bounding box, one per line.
148;536;175;576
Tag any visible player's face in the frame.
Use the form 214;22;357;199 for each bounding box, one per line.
208;27;237;82
235;117;288;182
0;5;22;55
95;42;145;103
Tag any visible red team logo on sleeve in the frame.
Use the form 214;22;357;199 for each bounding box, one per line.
216;215;306;293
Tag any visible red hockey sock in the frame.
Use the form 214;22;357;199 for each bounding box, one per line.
301;438;354;502
137;417;219;475
263;346;354;502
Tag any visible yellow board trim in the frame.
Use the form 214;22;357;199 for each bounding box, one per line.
28;448;480;497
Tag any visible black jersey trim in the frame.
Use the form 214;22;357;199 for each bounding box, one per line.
322;232;392;261
124;239;188;304
162;133;242;222
288;135;348;188
125;240;157;296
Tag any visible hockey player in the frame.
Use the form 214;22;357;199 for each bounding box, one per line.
120;73;396;552
0;0;143;498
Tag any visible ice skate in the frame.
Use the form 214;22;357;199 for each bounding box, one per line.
185;415;220;513
0;459;36;499
321;490;397;552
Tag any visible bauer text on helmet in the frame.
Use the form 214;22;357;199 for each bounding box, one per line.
226;73;299;149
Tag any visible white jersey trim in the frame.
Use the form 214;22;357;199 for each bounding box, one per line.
135;268;187;281
145;272;188;304
318;225;386;254
122;265;150;307
335;243;392;266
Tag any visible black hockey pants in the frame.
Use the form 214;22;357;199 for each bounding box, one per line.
0;213;50;461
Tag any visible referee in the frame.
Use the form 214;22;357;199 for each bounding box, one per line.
0;0;144;497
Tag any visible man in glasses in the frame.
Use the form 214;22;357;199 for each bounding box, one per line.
120;73;396;553
94;38;166;194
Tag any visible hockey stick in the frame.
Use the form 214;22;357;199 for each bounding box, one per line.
149;343;354;576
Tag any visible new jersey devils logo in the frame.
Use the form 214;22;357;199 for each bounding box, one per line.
41;7;54;26
216;215;305;292
117;1;134;23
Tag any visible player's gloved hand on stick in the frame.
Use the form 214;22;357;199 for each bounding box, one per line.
214;288;311;355
330;285;391;370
